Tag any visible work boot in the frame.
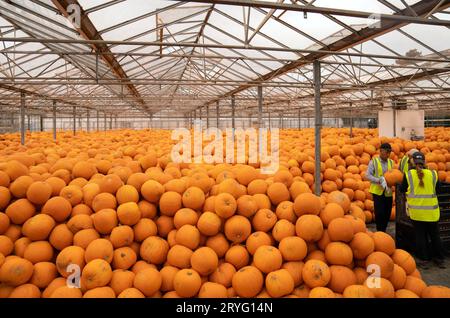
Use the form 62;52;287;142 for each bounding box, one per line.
433;258;446;269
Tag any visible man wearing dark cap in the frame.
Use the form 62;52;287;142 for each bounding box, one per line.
400;151;445;268
365;143;394;232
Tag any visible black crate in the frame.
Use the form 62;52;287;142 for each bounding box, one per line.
438;182;450;214
395;182;450;255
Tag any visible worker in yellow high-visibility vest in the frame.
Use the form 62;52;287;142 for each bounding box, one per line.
398;148;419;222
366;143;394;232
400;151;446;269
399;148;419;174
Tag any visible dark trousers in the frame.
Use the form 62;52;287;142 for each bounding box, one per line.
372;193;393;232
412;220;445;261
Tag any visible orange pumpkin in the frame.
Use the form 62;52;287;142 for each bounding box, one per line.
231;266;264;298
302;260;331;288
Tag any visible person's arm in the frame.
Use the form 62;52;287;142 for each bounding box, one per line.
365;160;381;184
399;173;408;193
399;156;404;172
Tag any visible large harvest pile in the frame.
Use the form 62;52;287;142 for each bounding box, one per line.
0;127;449;298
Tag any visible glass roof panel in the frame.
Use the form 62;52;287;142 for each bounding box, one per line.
202;25;244;46
78;0;110;10
388;0;422;10
0;1;77;38
399;24;450;53
86;0;162;31
277;11;343;46
315;0;394;14
372;29;433;57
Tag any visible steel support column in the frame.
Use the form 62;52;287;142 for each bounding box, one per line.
20;92;25;145
393;103;397;138
314;60;322;196
349;102;353;138
258;85;263;128
207;105;210;128
87;109;90;132
231;95;235;129
73;106;76;136
52;100;56;141
216;101;219;129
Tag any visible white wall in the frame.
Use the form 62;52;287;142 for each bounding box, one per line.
396;110;425;139
379;111;394;137
378;110;424;139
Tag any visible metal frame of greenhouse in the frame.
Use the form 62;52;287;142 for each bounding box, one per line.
0;0;449;136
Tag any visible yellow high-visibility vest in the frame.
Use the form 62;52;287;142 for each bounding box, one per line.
399;156;409;174
369;157;393;197
405;169;440;222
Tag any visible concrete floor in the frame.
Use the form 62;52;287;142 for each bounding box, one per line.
367;222;450;288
